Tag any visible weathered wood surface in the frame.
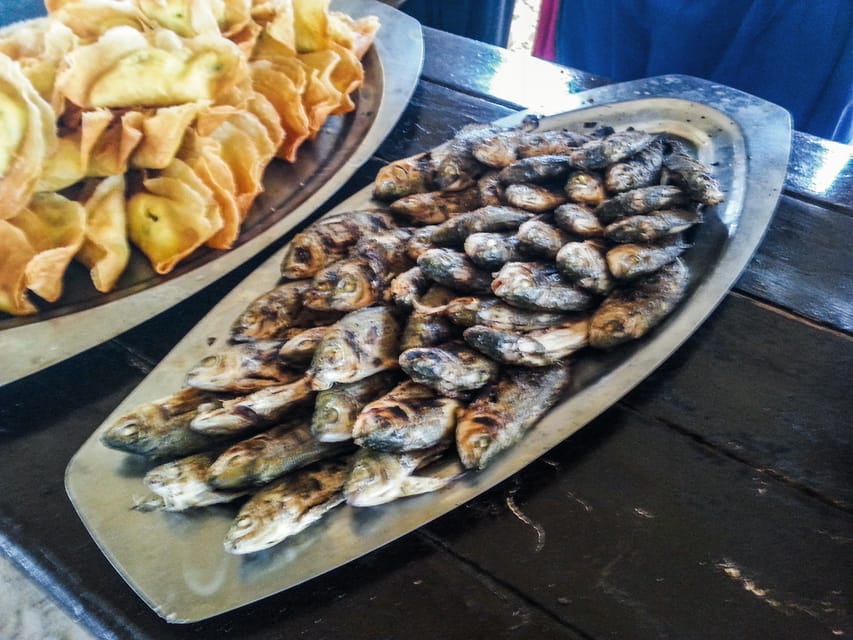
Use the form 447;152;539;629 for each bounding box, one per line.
0;18;850;640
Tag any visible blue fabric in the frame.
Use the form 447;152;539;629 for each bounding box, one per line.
551;0;853;141
401;0;516;47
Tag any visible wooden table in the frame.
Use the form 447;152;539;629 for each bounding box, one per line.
1;11;851;640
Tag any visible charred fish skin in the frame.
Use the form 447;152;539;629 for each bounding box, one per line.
492;261;597;312
590;259;690;349
604;139;664;193
595;185;689;224
464;232;527;271
418;248;495;295
430;205;533;247
100;387;230;457
223;459;350;555
405;225;440;262
352;380;462;451
185;341;299;394
463;316;590;367
516;128;592;158
344;445;455;508
208;421;353;489
279;210;396;279
516;216;573;259
389;185;482;225
398;341;500;398
568;129;654;170
373;150;443;201
445;296;570;332
553;203;605;238
504;183;569;212
606;237;689;280
307;306;402;391
190;376;316;436
435;122;502;191
311;371;401;442
564;170;607;206
498;154;574;185
386;266;432;310
455;364;572;470
555;240;614;295
139;451;248;512
604;208;701;244
476;170;507;206
278;326;331;366
230;280;313;343
471;117;542;168
662;144;725;205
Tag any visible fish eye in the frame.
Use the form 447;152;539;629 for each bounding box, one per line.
233;516;255;533
199;355;218;368
117;421;140;439
338;277;358;293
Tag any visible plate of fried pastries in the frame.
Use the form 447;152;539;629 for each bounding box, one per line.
0;0;423;385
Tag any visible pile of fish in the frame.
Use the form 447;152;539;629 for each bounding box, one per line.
100;117;723;555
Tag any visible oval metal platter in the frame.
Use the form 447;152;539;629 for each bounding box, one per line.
66;75;791;623
0;0;423;386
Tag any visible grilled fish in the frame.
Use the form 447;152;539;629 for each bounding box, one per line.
398;340;500;398
352;380;462;451
223;459;350;555
589;259;690;348
504;183;568;212
564;170;607;205
405;225;440;262
343;445;456;507
230;280;312;343
470;115;542;167
662;147;724;205
311;371;401;442
464;231;527;271
456;364;572;469
401;285;459;350
430;205;532;247
100;387;228;457
516;217;573;259
373;149;444;201
388;185;482;225
553;202;604;237
135;450;248;512
386;266;432;310
555;240;614;294
279;210;396;279
463;316;590;366
568;129;654;170
516;129;591;158
278;326;331;365
595;185;688;223
444;296;569;331
492;262;597;311
307;306;402;391
185;341;300;393
435;123;498;191
606;237;688;280
208;420;353;489
418;248;494;295
498;154;573;184
604;208;701;243
190;376;316;436
476;170;506;205
604;139;664;193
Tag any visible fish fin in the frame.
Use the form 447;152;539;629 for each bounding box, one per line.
131;494;167;512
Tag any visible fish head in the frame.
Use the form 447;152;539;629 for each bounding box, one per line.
223;508;280;555
100;409;157;453
208;448;258;489
343;451;402;507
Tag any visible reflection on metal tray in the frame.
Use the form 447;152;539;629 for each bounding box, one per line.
66;75;791;623
0;0;423;386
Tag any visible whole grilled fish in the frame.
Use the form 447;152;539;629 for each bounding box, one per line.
230;280;312;343
435;123;499;191
401;284;459;349
604;208;701;243
307;306;402;391
343;445;456;507
279;210;397;279
456;364;572;469
373;149;444;201
185;341;300;393
516;217;573;259
352;380;462;451
223;459;350;555
477;170;506;205
278;326;331;365
417;248;494;294
208;420;353;489
311;371;401;442
606;237;688;280
564;170;607;205
463;231;527;271
553;202;604;237
568;129;654;170
463;316;590;367
386;266;432;310
498;154;573;184
604;139;664;193
469;115;542;167
662;147;725;205
504;183;568;212
389;185;482;225
135;450;248;512
398;340;500;398
594;185;688;223
516;128;592;158
430;205;533;247
492;262;597;311
190;376;316;436
100;387;229;457
444;296;569;331
555;240;614;295
589;259;690;349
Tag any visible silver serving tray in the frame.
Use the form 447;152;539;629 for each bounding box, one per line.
0;0;423;386
66;75;791;623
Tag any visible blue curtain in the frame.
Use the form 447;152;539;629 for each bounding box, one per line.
401;0;517;48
